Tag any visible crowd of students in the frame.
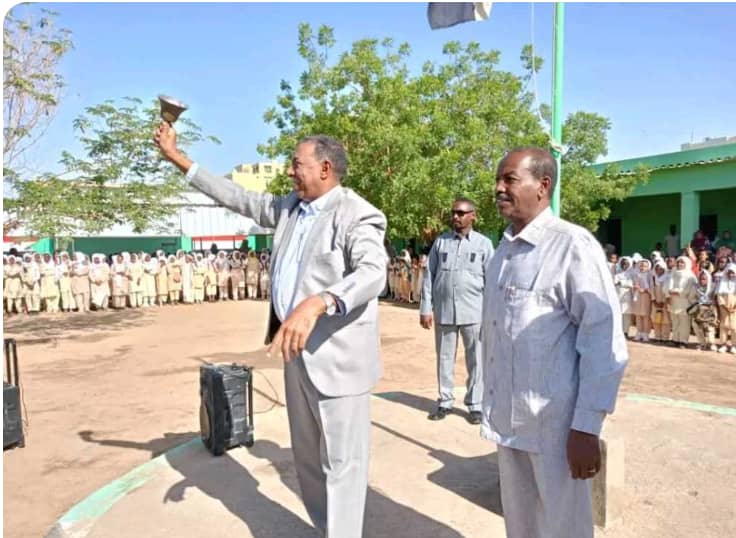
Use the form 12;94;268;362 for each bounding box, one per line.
385;249;427;303
610;244;736;353
2;249;272;314
6;231;736;356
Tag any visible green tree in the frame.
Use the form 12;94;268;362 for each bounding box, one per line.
3;6;73;232
259;24;646;239
4;97;220;236
560;111;648;231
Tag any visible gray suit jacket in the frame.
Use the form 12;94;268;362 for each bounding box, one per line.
190;166;387;397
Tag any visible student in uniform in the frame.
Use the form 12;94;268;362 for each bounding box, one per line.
632;259;653;342
666;256;698;349
245;250;260;299
397;250;412;303
230;251;246;300
71;252;91;313
613;257;634;339
4;255;24;314
205;254;218;302
192;253;207;304
155;256;169;306
216;251;230;301
141;253;158;307
40;253;60;313
23;253;42;314
715;263;736;354
181;253;195;304
110;253;128;309
127;253;145;308
650;260;671;343
259;254;271;300
90;254;111;310
690;271;718;352
57;252;75;312
167;254;182;305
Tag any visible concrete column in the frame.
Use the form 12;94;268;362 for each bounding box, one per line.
680;191;700;246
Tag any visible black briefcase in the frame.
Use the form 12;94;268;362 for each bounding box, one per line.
199;363;254;456
4;338;25;450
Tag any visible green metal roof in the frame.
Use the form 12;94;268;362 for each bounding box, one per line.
593;142;736;174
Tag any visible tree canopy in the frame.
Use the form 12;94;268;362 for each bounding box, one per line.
259;24;647;240
4;97;219;236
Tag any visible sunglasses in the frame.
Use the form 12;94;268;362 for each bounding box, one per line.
451;210;474;216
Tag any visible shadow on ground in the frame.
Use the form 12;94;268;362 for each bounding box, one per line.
78;430;200;458
77;430;469;537
373;391;502;514
163;439;466;538
3;309;150;346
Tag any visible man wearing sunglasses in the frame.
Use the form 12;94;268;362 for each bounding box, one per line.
420;198;494;424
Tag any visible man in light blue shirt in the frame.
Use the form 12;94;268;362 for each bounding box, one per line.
482;148;628;538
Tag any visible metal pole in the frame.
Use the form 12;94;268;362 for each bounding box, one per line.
551;2;565;216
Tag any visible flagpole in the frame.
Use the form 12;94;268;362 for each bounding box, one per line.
551;2;565;217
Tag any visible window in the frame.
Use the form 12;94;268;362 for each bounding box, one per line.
264;165;272;174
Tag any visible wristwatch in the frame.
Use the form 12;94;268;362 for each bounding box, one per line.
319;292;338;316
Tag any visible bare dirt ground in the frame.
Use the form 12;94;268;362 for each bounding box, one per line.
3;300;736;538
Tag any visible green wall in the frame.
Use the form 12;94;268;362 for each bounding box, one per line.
631;161;736;197
607;194;680;255
69;236;190;256
30;237;54;254
701;188;736;236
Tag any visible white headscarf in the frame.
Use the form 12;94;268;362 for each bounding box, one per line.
616;256;633;276
144;253;159;274
399;249;411;265
635;259;652;290
695;270;714;304
716;263;736;295
653;260;669;286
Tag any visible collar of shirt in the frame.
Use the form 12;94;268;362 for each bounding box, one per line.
298;185;340;217
452;229;474;241
502;206;554;246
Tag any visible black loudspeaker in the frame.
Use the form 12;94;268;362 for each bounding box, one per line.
4;338;25;450
199;363;254;456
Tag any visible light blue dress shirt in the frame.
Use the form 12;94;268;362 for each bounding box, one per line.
271;187;340;322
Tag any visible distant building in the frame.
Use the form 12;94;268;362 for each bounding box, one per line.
3;190;274;255
594;139;736;255
680;135;736;151
228;160;284;193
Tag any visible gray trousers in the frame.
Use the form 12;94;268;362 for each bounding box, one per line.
284;357;371;538
498;445;593;538
434;323;483;411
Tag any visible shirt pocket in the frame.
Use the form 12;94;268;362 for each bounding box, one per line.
439;249;452;270
506;286;558;396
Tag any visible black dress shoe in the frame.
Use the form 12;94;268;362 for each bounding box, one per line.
428;407;451;421
467;411;482;425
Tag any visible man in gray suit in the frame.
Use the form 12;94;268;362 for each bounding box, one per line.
155;124;387;537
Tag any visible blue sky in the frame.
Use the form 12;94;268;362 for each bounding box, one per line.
12;2;736;176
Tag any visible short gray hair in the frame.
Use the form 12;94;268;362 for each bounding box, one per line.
300;135;348;181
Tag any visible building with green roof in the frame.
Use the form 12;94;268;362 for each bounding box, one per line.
593;140;736;255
